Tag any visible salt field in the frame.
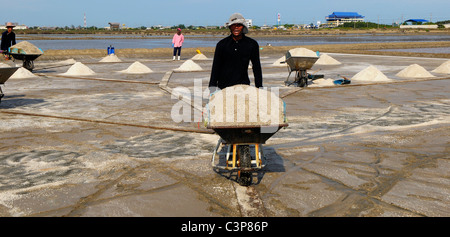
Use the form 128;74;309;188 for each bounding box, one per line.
0;48;449;217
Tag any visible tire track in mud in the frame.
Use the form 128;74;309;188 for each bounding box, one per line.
161;167;268;217
62;163;151;217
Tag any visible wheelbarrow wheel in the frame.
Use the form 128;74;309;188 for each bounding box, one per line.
23;60;34;72
296;71;307;87
238;145;252;186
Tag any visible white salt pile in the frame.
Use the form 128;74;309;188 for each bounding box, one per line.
99;54;122;62
174;59;203;72
191;53;208;60
206;84;286;127
10;41;43;55
288;48;318;57
432;60;450;74
315;54;341;65
309;78;336;87
61;62;95;76
118;61;153;74
352;65;391;82
272;56;286;67
10;67;38;79
396;64;435;78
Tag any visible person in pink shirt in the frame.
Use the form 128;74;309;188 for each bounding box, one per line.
172;28;184;60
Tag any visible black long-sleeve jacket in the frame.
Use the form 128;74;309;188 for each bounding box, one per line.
1;30;16;51
209;34;262;89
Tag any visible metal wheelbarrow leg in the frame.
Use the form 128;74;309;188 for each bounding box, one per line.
211;139;265;186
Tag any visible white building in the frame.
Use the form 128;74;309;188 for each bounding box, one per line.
325;12;364;26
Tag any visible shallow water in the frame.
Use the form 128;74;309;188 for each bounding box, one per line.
17;34;450;50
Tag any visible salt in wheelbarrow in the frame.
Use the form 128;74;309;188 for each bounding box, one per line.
0;67;20;103
283;51;322;87
208;123;288;186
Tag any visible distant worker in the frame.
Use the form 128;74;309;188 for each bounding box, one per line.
1;22;16;60
209;13;262;90
172;28;184;61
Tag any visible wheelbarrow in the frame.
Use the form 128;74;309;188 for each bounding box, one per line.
208;123;288;186
283;51;321;87
6;52;42;72
4;46;44;72
0;67;20;103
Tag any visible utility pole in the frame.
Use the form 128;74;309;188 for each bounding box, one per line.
377;15;379;29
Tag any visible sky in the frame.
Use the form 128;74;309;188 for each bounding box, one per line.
2;0;449;28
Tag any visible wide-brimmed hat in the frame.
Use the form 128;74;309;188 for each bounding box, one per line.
5;22;15;28
226;13;248;34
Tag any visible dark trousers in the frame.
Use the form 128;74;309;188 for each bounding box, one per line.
173;47;181;56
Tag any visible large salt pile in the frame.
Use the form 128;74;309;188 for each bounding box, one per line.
352;65;391;82
396;64;435;78
118;61;153;74
10;67;38;79
288;48;318;57
10;41;43;55
206;84;286;127
191;53;208;60
174;59;203;72
99;54;122;62
432;60;450;74
315;54;341;65
61;62;95;76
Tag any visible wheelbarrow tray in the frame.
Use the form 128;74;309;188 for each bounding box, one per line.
8;53;42;61
285;56;319;71
0;67;20;84
208;124;288;144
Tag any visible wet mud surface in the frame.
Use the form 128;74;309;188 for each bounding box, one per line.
0;52;448;216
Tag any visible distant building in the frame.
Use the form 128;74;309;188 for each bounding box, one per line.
325;12;364;26
260;24;271;30
400;19;438;29
245;19;253;28
403;19;429;25
108;22;120;30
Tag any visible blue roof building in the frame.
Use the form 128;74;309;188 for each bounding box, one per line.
325;12;365;26
404;19;429;24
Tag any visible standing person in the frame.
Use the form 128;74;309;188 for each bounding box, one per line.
207;13;263;186
208;13;262;90
1;22;16;60
172;28;184;61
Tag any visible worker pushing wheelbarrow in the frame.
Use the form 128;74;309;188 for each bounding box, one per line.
204;85;288;186
205;13;289;185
